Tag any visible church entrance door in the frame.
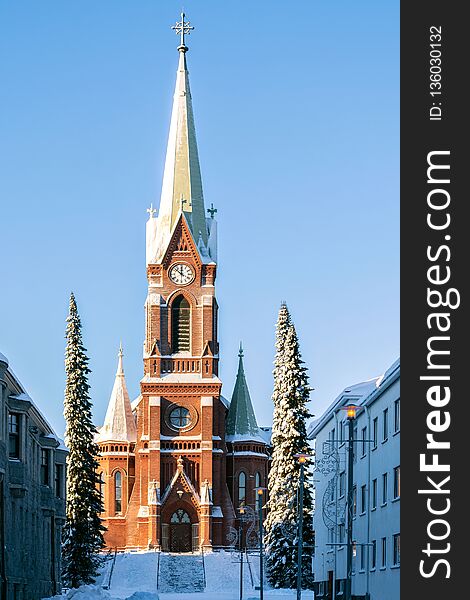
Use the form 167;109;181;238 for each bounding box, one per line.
169;509;192;552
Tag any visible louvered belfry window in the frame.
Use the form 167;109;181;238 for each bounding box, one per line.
172;296;191;352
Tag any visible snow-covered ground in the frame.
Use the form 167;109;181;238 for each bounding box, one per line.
43;551;312;600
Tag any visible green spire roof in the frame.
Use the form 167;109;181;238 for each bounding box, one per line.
226;344;264;442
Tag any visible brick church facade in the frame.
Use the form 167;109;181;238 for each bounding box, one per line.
95;18;270;552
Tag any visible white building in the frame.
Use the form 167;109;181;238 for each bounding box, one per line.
309;359;400;600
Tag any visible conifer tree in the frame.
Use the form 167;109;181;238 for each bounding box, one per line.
265;304;314;589
62;292;105;588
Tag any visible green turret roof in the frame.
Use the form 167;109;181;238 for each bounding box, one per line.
226;345;265;443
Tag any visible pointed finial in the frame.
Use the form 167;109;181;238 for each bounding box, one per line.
207;203;217;219
117;342;124;375
238;342;244;358
172;12;194;52
147;203;157;219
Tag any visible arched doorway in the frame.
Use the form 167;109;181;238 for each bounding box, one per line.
169;509;192;552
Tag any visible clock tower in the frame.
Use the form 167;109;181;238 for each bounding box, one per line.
96;14;269;552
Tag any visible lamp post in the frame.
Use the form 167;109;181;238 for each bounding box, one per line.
345;405;359;600
295;454;309;600
256;488;265;600
238;506;245;600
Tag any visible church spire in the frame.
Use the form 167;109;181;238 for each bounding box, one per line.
97;345;137;443
148;13;208;264
226;344;264;442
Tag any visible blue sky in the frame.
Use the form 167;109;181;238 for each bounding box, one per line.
0;1;399;437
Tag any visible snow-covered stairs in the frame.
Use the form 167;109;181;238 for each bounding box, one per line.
158;554;205;593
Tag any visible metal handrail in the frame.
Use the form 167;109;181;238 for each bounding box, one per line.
156;548;161;590
102;547;118;590
200;546;206;589
245;549;255;587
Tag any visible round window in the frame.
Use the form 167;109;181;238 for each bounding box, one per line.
169;406;192;429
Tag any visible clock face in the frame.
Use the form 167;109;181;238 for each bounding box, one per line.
169;263;194;285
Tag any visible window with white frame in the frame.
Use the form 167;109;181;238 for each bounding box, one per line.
393;466;401;499
383;408;389;442
371;540;377;569
339;471;346;497
382;472;388;505
361;484;367;514
361;426;367;456
394;398;400;432
381;537;387;568
393;533;400;565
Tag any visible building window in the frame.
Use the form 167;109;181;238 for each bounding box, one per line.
393;533;401;565
171;295;191;352
329;427;335;443
361;484;367;514
361;426;367;457
339;422;344;443
55;464;63;498
169;406;191;429
382;473;388;505
371;540;377;569
8;413;20;459
339;471;346;497
360;544;365;571
339;523;345;544
372;479;377;509
238;472;246;505
372;417;378;449
393;466;401;499
115;471;122;514
41;449;50;486
352;485;357;517
328;527;334;545
394;398;400;432
383;408;389;442
381;537;387;568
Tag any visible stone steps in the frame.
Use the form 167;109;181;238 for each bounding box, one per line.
158;553;205;593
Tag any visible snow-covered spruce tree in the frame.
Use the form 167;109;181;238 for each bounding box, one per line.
62;292;105;588
265;304;314;589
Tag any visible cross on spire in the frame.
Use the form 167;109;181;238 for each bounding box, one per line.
180;194;190;211
207;203;217;219
172;12;194;50
147;203;157;219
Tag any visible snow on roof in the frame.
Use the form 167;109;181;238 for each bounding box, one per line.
308;358;400;439
1;350;63;444
258;427;272;445
0;351;8;366
220;395;230;409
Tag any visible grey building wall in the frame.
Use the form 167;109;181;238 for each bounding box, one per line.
309;359;400;600
0;352;67;600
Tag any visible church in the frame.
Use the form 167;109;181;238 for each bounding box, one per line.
95;15;271;552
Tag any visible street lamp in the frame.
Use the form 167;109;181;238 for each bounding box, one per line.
238;505;246;600
343;404;360;600
295;453;310;600
255;487;266;600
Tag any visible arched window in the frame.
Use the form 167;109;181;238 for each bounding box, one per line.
172;296;191;352
238;472;246;505
255;472;261;490
115;471;122;514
